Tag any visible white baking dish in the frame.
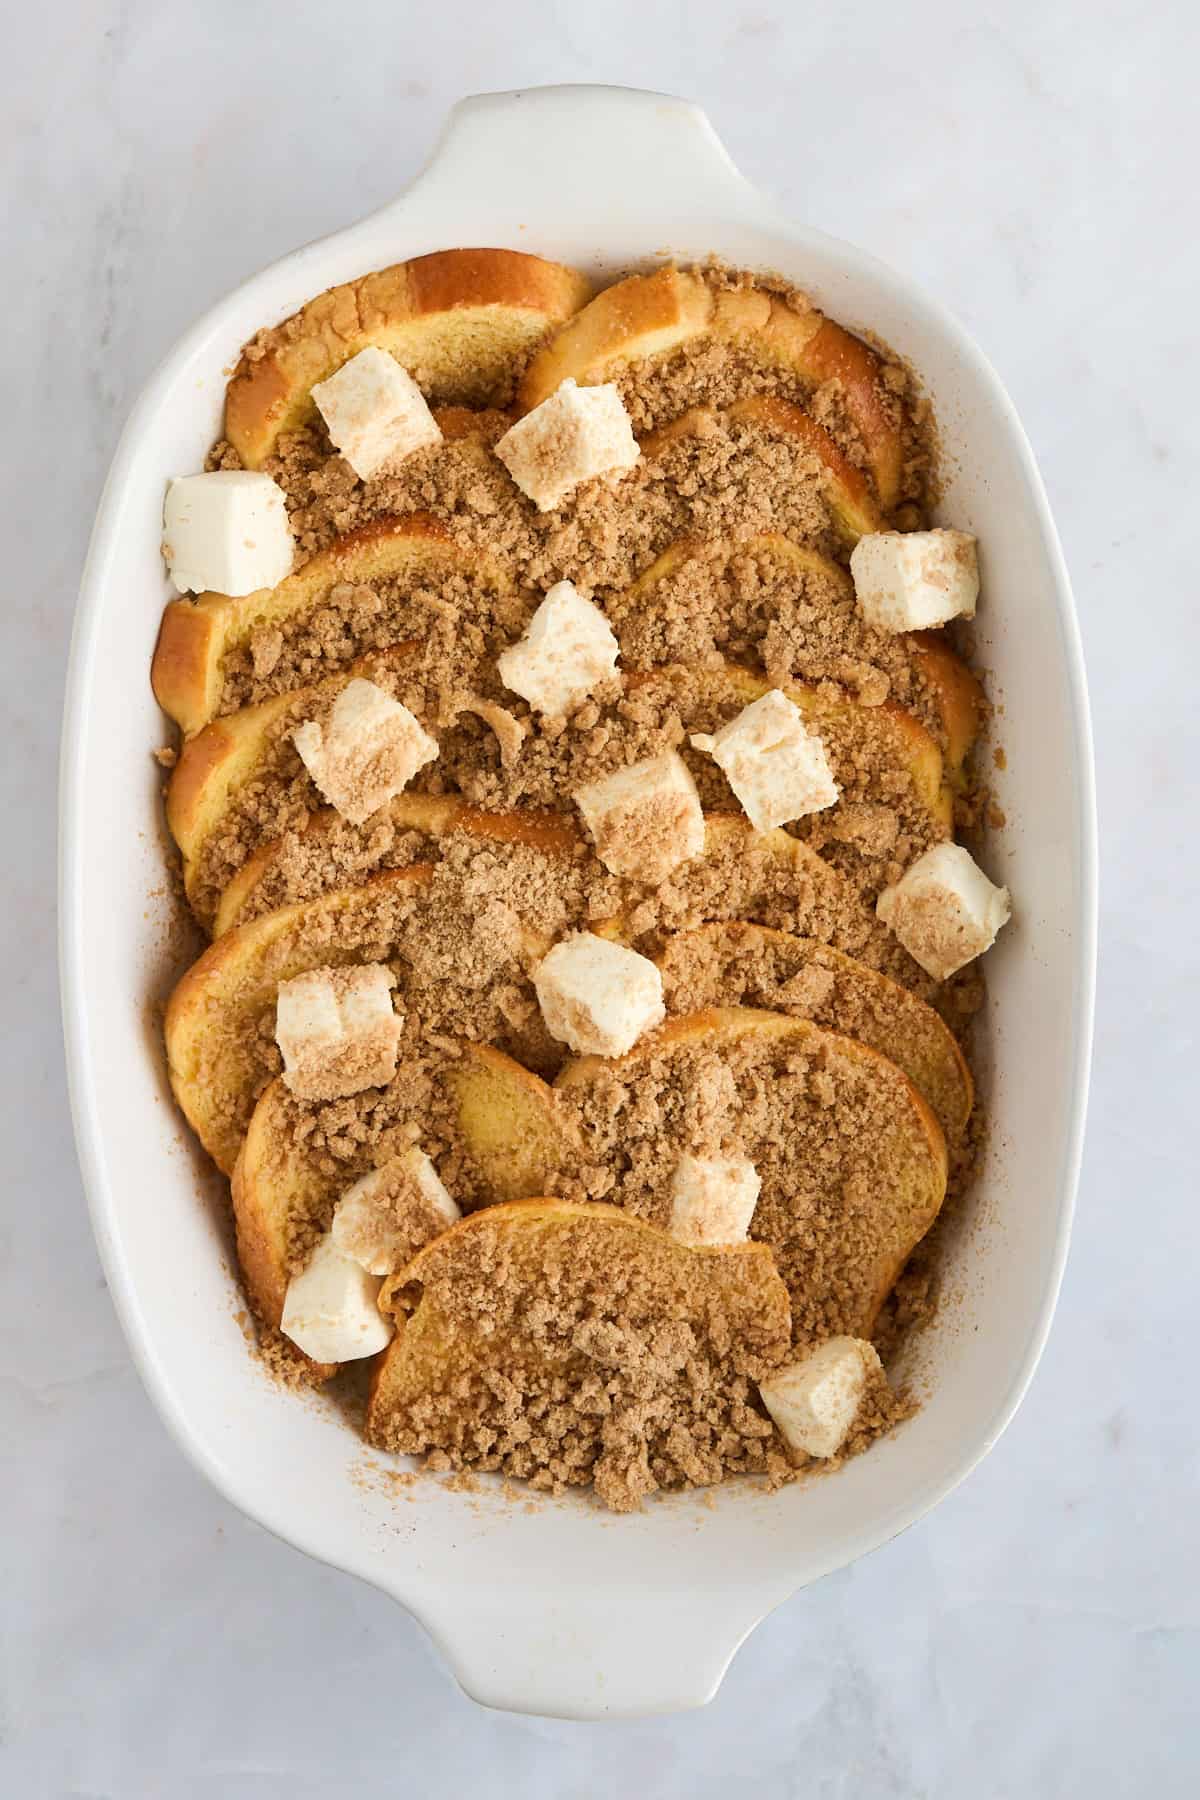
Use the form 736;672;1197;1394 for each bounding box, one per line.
60;84;1096;1719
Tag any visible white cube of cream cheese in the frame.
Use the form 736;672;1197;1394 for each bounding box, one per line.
275;962;401;1100
292;677;438;825
280;1234;393;1364
534;932;665;1058
669;1154;761;1247
758;1336;883;1459
497;581;619;717
850;529;979;633
574;751;705;884
311;347;443;481
495;378;640;511
162;470;294;597
691;689;839;833
876;841;1011;980
332;1147;461;1277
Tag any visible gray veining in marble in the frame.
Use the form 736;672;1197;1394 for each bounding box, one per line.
3;1;1197;1793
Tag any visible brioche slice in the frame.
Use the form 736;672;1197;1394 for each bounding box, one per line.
628;661;952;836
210;660;948;932
165;852;568;1174
555;1007;947;1343
910;631;985;785
365;1200;792;1509
519;266;906;509
642;400;883;543
232;1045;578;1346
623;529;850;594
214;800;912;983
613;531;857;655
152;513;503;736
166;643;422;926
212;794;580;937
641;816;935;998
655;923;972;1145
614;527;979;780
225;248;592;468
166;868;428;1173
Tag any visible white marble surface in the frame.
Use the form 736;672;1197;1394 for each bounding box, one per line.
4;1;1197;1792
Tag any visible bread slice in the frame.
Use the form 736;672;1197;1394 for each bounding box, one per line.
166;643;421;927
615;527;979;781
554;1006;947;1341
627;660;953;837
152;513;502;736
614;530;856;645
232;1045;578;1343
911;630;985;786
212;794;580;937
580;811;928;996
166;867;429;1173
176;815;938;1183
166;826;584;1172
642;399;884;542
215;793;919;970
225;248;592;468
519;266;907;510
655;923;972;1145
365;1199;792;1506
209;659;948;934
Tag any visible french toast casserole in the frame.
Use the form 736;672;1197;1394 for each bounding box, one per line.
151;249;1010;1513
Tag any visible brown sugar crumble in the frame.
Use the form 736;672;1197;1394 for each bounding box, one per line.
163;257;994;1512
555;1028;943;1349
366;1207;795;1509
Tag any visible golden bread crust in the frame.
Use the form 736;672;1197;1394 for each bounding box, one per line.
626;661;953;833
151;512;479;736
211;794;582;938
517;266;715;408
520;267;907;509
555;1006;947;1339
225;248;592;467
210;658;949;936
640;401;883;543
365;1199;792;1467
232;1050;579;1346
166;643;421;924
727;397;884;540
165;866;434;1174
654;923;972;1143
910;632;985;781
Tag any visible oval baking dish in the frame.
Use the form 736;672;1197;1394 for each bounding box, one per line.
60;84;1096;1719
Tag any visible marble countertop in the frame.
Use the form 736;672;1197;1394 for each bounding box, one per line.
4;1;1196;1792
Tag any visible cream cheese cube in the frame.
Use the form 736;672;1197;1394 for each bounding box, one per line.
162;470;294;597
534;932;665;1058
876;841;1011;980
331;1148;461;1277
495;378;640;511
311;347;443;480
850;529;979;632
292;677;438;825
669;1154;761;1247
691;689;839;833
275;962;401;1100
573;751;705;884
758;1336;882;1459
497;581;619;717
280;1235;393;1364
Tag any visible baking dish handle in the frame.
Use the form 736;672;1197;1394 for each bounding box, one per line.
381;84;777;238
417;1585;772;1719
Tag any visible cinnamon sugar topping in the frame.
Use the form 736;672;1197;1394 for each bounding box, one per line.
164;258;988;1512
